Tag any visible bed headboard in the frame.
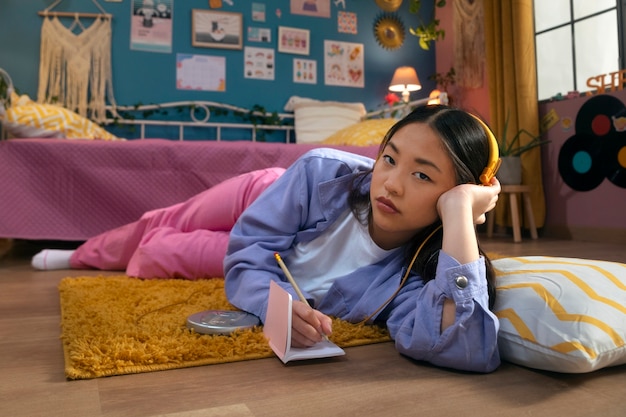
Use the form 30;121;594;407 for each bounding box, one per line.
104;100;296;142
102;93;448;142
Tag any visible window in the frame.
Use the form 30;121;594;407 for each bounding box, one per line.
534;0;624;101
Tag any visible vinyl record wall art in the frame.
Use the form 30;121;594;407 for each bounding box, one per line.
558;95;626;191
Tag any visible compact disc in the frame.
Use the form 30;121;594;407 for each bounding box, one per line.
558;133;605;191
186;310;261;335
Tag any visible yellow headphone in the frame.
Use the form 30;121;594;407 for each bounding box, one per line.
377;112;501;186
470;114;501;186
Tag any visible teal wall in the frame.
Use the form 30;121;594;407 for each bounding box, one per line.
0;0;435;116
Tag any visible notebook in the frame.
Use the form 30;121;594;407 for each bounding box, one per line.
263;281;345;363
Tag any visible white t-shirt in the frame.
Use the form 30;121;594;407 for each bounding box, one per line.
286;209;398;306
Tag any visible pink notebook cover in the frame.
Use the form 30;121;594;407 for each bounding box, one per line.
263;281;345;363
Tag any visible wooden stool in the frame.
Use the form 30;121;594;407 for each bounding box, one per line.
487;185;538;243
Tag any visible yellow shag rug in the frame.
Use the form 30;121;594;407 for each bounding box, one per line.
58;276;391;380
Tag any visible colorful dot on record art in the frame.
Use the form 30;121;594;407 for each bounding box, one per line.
572;151;592;174
618;146;626;168
591;114;611;136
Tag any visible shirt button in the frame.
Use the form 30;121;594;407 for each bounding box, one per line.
454;275;469;289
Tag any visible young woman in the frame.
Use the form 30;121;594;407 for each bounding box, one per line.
224;105;501;372
33;105;501;372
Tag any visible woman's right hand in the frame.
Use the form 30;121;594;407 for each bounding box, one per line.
438;177;501;225
290;301;333;348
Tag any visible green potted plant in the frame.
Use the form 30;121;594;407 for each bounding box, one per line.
408;0;448;50
496;114;550;185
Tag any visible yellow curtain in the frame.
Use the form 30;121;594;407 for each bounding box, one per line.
484;0;546;229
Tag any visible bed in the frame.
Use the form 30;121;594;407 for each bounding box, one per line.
0;93;445;241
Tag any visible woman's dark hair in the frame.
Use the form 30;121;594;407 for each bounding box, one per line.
348;104;497;308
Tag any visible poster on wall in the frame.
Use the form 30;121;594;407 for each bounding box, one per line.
252;3;266;22
278;27;310;55
248;27;272;43
130;0;173;53
192;10;243;50
293;59;317;84
338;11;357;34
290;0;331;18
323;40;364;88
244;47;275;80
176;54;226;91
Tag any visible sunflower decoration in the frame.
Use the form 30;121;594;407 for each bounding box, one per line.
375;0;403;12
373;13;406;50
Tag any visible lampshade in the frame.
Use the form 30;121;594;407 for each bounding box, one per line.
389;66;421;102
389;66;421;92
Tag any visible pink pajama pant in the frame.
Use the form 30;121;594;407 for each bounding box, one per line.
70;167;285;279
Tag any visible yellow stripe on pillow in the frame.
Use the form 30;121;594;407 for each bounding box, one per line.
4;94;122;140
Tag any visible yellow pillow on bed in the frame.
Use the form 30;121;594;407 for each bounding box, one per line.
1;92;122;140
493;256;626;373
322;118;396;146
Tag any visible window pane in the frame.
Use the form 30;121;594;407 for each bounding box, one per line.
536;27;574;100
534;0;570;32
573;0;616;20
574;11;619;93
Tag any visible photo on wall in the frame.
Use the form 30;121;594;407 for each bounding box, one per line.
252;2;266;22
244;47;275;80
176;54;226;91
324;40;364;88
290;0;331;18
130;0;173;53
338;11;357;34
192;10;243;50
248;27;272;43
293;58;317;84
278;27;310;55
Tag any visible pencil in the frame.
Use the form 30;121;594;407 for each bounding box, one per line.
273;252;330;341
274;252;309;306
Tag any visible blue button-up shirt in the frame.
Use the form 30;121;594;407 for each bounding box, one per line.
224;148;500;372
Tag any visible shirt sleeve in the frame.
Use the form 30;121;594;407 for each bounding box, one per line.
223;157;312;322
383;251;501;373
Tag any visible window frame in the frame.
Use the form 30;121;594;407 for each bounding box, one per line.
533;0;626;101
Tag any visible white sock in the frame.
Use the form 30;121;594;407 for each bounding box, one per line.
31;249;75;270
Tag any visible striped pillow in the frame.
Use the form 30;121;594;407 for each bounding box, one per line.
493;256;626;373
1;92;121;140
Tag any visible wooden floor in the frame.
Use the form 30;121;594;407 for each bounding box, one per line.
1;236;625;417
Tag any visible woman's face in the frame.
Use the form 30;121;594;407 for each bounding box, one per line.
369;122;457;249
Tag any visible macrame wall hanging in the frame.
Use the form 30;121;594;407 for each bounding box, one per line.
453;0;485;88
37;0;117;123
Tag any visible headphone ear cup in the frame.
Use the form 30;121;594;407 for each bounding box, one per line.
469;113;500;185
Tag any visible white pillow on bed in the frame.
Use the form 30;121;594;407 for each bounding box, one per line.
284;96;366;144
492;256;626;373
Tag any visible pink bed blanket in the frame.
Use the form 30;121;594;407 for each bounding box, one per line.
0;139;379;241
